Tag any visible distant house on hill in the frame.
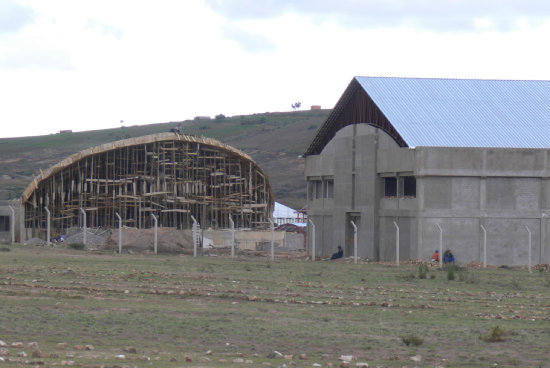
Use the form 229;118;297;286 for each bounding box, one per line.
304;76;550;266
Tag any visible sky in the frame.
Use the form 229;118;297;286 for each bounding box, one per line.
1;0;550;138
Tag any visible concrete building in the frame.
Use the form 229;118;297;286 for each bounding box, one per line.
304;76;550;265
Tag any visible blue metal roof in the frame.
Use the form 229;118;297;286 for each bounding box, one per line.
355;76;550;148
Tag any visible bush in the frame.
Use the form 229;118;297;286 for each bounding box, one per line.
68;243;85;250
418;263;429;279
402;334;424;346
481;326;510;342
0;247;11;252
447;267;455;281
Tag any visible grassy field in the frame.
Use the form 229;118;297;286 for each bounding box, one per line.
0;244;549;367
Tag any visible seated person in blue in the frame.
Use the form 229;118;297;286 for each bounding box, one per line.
331;245;343;260
443;249;455;264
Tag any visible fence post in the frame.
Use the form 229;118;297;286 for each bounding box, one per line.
151;214;158;254
44;207;50;246
393;221;400;266
480;225;487;268
436;224;443;268
79;208;87;246
229;216;235;257
8;206;15;245
191;215;198;257
115;212;122;254
350;220;358;264
525;225;532;273
269;218;275;262
308;219;316;261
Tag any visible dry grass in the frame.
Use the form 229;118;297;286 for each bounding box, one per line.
0;244;549;367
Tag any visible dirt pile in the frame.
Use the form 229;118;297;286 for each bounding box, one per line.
100;227;193;254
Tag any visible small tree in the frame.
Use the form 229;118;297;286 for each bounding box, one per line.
291;101;302;110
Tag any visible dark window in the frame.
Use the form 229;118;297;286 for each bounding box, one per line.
384;177;397;197
0;216;9;232
403;176;416;197
324;179;334;198
314;180;323;199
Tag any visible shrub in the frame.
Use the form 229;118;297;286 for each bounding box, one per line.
447;267;455;281
418;263;429;279
402;335;424;346
68;243;85;250
481;326;510;342
0;247;11;252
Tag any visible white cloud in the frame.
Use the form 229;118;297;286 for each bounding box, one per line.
0;0;35;34
204;0;550;31
1;1;550;138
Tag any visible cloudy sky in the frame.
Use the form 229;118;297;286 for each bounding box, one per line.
1;0;550;138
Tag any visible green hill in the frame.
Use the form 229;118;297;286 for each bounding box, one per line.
0;109;330;209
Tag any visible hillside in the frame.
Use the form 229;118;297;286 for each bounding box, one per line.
0;109;330;209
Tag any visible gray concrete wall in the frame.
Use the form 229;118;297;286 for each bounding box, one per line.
306;124;550;266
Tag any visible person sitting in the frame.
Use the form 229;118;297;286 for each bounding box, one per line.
431;250;440;262
331;245;343;260
443;250;455;264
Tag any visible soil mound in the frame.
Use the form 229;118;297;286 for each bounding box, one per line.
100;227;193;254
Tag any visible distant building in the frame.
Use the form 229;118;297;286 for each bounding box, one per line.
310;105;322;110
304;76;550;265
273;202;306;226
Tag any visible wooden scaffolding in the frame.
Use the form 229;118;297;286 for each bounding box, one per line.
21;133;273;238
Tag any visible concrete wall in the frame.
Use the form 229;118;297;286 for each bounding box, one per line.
202;229;304;251
0;201;23;243
305;124;550;266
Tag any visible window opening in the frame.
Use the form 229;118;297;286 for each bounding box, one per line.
384;177;397;197
403;176;416;197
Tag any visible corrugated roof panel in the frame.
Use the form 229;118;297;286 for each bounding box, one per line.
355;76;550;148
